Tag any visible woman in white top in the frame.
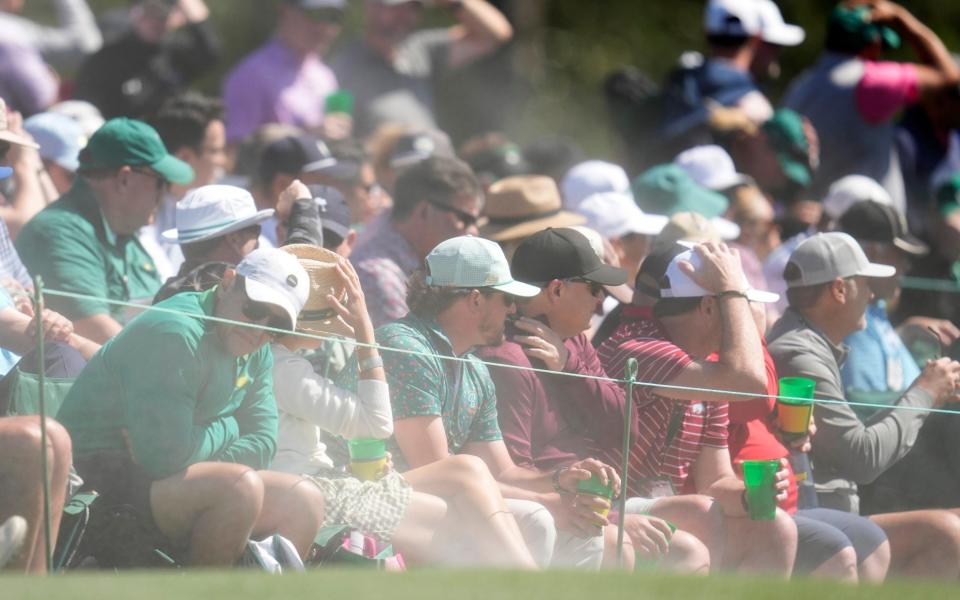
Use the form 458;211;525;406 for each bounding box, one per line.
272;246;536;567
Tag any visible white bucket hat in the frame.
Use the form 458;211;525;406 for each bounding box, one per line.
162;185;274;245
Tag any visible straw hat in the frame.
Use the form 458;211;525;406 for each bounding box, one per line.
480;175;585;242
280;244;354;338
0;99;40;150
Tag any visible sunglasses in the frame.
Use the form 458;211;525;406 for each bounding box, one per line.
238;278;292;332
566;278;606;298
426;199;481;229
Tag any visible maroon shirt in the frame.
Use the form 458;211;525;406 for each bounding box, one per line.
477;333;638;472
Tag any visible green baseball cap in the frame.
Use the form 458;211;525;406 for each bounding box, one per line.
425;236;540;298
78;118;195;185
826;5;901;54
762;109;812;188
632;164;729;219
936;173;960;217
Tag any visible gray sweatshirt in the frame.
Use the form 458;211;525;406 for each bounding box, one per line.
768;308;934;514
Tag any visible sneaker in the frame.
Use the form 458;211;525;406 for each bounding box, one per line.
0;516;28;569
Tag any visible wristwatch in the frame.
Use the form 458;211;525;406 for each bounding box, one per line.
359;355;384;372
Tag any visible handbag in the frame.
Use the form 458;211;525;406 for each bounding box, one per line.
306;524;405;570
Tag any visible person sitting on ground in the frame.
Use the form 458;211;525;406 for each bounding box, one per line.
15;118;194;343
0;416;72;573
341;235;620;568
767;231;960;579
153;185;272;304
56;248;326;566
271;244;538;567
350;155;483;327
596;241;798;577
477;227;711;573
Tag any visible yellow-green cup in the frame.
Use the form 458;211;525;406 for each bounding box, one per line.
576;473;614;518
777;377;815;440
348;438;386;481
742;459;779;520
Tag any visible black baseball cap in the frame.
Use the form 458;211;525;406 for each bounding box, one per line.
633;242;688;300
258;134;341;184
309;184;351;243
511;227;627;287
839;200;928;256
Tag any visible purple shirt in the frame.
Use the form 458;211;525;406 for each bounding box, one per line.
0;42;58;115
223;38;338;143
477;333;638;472
350;212;421;328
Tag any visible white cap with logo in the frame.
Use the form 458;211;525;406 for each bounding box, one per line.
425;236;540;297
784;232;896;289
657;243;779;303
236;248;310;330
674;145;754;192
704;0;805;47
576;192;669;240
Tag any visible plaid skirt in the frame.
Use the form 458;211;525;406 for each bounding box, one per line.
307;471;412;543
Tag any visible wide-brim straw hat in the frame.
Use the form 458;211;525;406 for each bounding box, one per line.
480;175;585;242
281;244;355;339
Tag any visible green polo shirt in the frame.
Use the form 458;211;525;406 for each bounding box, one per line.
15;179;160;322
335;314;503;473
57;289;278;480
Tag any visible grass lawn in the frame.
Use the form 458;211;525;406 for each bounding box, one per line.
3;569;958;600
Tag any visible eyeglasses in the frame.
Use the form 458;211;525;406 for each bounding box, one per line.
239;280;291;333
426;199;481;229
566;278;606;298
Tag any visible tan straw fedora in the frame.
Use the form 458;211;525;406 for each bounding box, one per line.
281;244;354;338
0;99;40;149
480;175;584;242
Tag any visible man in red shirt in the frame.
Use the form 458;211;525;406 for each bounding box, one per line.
597;240;796;576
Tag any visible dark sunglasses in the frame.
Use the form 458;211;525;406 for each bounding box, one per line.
239;279;292;332
566;277;606;298
426;199;481;229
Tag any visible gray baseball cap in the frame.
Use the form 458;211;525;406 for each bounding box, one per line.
784;232;896;289
425;236;540;297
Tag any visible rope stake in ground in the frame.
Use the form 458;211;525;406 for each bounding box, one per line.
37;288;960;417
33;276;53;573
616;358;638;567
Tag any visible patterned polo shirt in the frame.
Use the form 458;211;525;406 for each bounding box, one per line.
597;316;729;498
349;211;421;328
337;313;503;473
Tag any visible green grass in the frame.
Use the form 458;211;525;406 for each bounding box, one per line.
3;570;959;600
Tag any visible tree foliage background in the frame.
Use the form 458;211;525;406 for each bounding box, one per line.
23;0;960;161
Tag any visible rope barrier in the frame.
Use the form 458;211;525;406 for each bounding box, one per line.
33;277;52;573
900;276;960;294
37;287;960;417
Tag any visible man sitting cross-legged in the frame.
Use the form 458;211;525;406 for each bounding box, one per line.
56;248;325;566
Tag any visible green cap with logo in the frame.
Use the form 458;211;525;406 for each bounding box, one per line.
826;5;901;54
78;117;195;185
762;109;813;188
632;164;729;219
425;236;540;298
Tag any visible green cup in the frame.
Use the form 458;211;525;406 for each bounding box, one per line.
324;90;354;116
777;377;815;440
576;473;614;519
348;438;386;481
742;459;779;521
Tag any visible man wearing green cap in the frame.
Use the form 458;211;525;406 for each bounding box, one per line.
783;1;960;212
16;117;195;343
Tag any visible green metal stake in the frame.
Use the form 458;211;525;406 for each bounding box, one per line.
617;358;638;567
32;276;52;573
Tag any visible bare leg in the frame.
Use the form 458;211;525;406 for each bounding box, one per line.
720;509;797;577
870;510;960;579
807;547;858;582
150;463;264;567
661;530;711;574
858;540;891;583
601;523;634;570
253;471;325;558
389;491;448;565
0;417;71;574
647;494;726;567
402;454;537;568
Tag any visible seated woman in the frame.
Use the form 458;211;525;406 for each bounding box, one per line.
272;245;537;568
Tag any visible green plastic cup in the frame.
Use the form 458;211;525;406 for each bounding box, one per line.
777;377;815;440
742;459;779;521
576;473;614;518
324;90;354;115
348;438;386;481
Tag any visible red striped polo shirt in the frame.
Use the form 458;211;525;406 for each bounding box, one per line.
596;317;729;498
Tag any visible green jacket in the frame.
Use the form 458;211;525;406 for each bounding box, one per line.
57;289;278;480
15;179;160;322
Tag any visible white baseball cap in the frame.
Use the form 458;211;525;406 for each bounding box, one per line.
674;145;753;192
822;175;893;221
705;0;805;47
236;248;310;331
785;232;896;288
639;242;779;303
425;236;540;297
162;185;275;245
560;160;631;211
576;192;668;240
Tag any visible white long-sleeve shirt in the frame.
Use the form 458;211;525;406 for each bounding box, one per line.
271;343;391;476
